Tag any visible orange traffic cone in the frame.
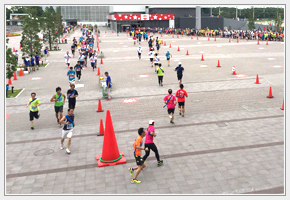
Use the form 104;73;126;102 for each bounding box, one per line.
8;79;12;85
161;40;163;44
177;46;180;51
177;35;179;38
164;41;166;46
197;36;198;40
214;37;216;41
57;42;58;46
19;44;21;49
191;36;193;39
229;39;231;42
97;67;101;76
13;47;15;52
172;35;174;38
208;37;210;41
237;38;239;43
19;68;24;76
257;40;260;45
281;98;284;110
267;87;274;98
216;60;221;67
98;46;100;51
186;50;189;55
201;54;204;61
254;74;260;84
96;110;126;167
100;57;103;64
97;119;105;136
96;99;104;112
232;66;236;75
169;43;171;48
13;71;18;80
266;40;268;45
161;34;162;37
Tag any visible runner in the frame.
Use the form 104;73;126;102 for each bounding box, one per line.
26;92;41;129
64;51;72;68
165;50;172;67
174;62;184;86
148;48;155;68
175;84;188;117
156;63;164;86
35;52;40;70
30;55;35;71
60;108;75;154
142;120;163;165
78;52;86;68
137;45;142;60
154;53;159;72
163;89;177;124
90;54;97;71
67;67;76;83
44;47;48;61
50;87;66;126
129;127;149;184
67;83;78;109
71;43;75;58
104;72;112;101
74;61;83;81
133;35;137;45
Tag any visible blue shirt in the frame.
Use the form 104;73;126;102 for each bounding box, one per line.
30;57;34;64
175;66;184;76
106;76;112;88
24;59;29;66
166;52;170;59
35;54;39;62
44;49;47;54
67;70;76;81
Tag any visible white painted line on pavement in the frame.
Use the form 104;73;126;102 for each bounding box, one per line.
45;63;49;68
15;88;25;99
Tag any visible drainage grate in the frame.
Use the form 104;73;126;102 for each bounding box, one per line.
216;123;227;127
34;149;54;156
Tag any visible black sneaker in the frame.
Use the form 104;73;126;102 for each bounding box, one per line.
179;112;182;115
157;160;163;166
31;126;34;130
57;119;59;124
37;114;40;119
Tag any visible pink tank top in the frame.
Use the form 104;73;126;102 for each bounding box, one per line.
145;125;154;144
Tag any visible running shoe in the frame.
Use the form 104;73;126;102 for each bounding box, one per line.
179;112;182;115
129;167;134;177
157;160;163;166
57;119;59;124
182;115;184;117
66;148;70;154
131;179;141;184
31;126;34;130
60;144;64;150
106;98;111;101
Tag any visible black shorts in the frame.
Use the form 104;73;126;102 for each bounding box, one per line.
134;154;144;166
154;63;159;66
72;50;75;54
54;105;63;113
178;102;185;107
168;108;175;114
138;52;141;56
31;63;35;66
29;111;39;121
150;58;153;62
177;74;183;81
80;61;84;65
36;61;39;66
167;58;170;60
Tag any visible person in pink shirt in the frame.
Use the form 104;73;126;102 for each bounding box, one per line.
163;89;177;124
142;120;163;166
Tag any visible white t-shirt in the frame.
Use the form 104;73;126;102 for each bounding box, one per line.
79;55;85;62
64;54;71;63
137;47;142;53
154;55;159;63
90;56;97;63
148;51;155;58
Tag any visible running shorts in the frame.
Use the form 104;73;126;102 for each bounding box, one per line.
178;102;185;106
54;105;63;113
134;154;144;166
177;74;183;81
150;58;153;62
61;129;73;138
167;108;175;114
29;111;39;121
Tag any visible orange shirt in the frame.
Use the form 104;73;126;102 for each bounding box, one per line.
175;89;188;102
133;136;143;156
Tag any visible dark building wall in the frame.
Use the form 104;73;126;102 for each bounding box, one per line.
179;17;195;29
178;17;223;29
142;20;169;28
149;8;196;18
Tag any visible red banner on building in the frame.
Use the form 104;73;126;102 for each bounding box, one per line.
112;14;174;21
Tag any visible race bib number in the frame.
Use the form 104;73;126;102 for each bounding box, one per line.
70;75;74;78
58;97;63;102
67;123;73;129
31;105;37;110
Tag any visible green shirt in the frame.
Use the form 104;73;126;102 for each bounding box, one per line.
54;93;64;107
157;67;164;76
29;98;41;112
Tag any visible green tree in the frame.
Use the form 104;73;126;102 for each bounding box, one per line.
55;6;64;43
6;38;18;79
274;8;283;31
41;6;58;50
20;7;42;57
247;7;256;30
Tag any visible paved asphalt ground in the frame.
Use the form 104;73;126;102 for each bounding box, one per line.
5;27;285;195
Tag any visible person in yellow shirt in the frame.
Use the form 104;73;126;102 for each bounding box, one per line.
26;92;41;129
129;128;149;183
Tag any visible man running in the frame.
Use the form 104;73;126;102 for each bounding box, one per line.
137;45;142;60
174;62;184;86
44;47;48;61
175;84;188;117
90;54;97;71
30;55;35;71
154;53;159;72
60;108;75;154
104;72;112;101
142;120;163;165
78;52;86;68
35;52;40;70
163;89;177;124
26;92;41;129
64;51;72;68
71;43;75;58
156;63;164;86
50;87;66;126
148;48;155;68
67;83;78;110
129;127;149;184
74;61;82;81
165;50;172;67
67;67;76;83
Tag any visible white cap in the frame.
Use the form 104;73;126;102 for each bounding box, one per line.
149;120;155;125
178;62;182;65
